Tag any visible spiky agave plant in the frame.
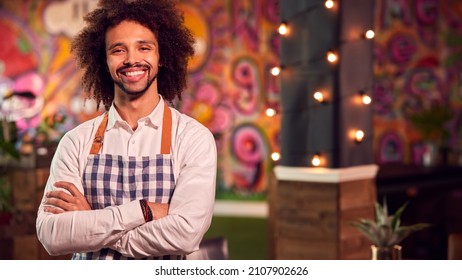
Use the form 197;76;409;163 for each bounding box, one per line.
351;199;432;247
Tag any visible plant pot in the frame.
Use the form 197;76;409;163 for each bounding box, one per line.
422;142;439;167
371;245;402;260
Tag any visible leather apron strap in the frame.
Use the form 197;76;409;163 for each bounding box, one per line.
160;102;172;155
89;113;108;155
90;102;172;155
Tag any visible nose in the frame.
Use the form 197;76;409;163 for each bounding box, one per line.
123;49;140;65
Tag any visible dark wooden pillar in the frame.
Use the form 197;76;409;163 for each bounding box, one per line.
279;0;338;167
270;0;377;259
279;0;374;167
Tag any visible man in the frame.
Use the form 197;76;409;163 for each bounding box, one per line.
36;0;217;260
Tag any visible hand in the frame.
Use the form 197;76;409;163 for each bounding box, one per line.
147;202;169;220
44;181;92;214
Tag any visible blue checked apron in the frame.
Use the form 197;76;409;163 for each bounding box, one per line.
72;103;182;260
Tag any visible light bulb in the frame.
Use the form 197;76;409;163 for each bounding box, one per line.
313;91;325;103
362;94;372;105
364;30;375;39
358;90;372;105
271;152;281;161
266;108;276;117
311;154;321;167
327;51;338;63
355;130;365;143
278;22;288;35
325;0;334;9
271;66;281;76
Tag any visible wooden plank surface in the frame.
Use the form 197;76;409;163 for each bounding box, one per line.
270;178;376;260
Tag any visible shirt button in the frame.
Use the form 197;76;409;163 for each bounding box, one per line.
131;140;135;144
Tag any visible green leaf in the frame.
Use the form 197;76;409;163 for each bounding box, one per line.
400;223;433;232
350;221;380;245
0;141;20;159
391;201;408;231
350;199;433;247
377;225;393;247
375;201;385;226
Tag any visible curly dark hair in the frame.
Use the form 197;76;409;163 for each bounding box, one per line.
71;0;195;110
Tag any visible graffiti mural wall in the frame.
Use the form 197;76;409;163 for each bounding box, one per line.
3;0;462;200
0;0;280;200
373;0;462;165
178;0;280;199
0;0;102;148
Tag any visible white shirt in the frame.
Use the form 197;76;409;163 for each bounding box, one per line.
36;97;217;258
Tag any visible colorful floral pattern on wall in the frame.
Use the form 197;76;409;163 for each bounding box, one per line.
178;0;280;199
373;0;462;165
0;0;280;200
0;0;101;151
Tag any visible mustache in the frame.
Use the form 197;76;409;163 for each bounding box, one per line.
117;63;150;72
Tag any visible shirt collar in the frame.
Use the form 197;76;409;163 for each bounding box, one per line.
106;95;165;131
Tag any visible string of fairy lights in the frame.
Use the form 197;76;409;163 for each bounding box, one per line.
268;0;375;167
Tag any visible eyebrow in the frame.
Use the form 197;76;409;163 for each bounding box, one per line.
106;40;157;51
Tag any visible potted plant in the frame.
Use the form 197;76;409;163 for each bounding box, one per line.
351;198;432;260
408;105;453;166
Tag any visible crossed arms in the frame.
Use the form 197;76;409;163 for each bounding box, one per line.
36;127;217;258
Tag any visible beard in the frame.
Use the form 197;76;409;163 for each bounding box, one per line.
114;66;158;97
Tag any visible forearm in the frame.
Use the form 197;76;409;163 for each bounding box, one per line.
107;117;217;258
109;204;213;258
109;166;216;258
36;200;145;256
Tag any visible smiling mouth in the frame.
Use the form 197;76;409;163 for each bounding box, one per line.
118;64;150;79
123;70;145;77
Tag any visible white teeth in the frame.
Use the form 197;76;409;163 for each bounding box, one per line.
125;70;144;77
